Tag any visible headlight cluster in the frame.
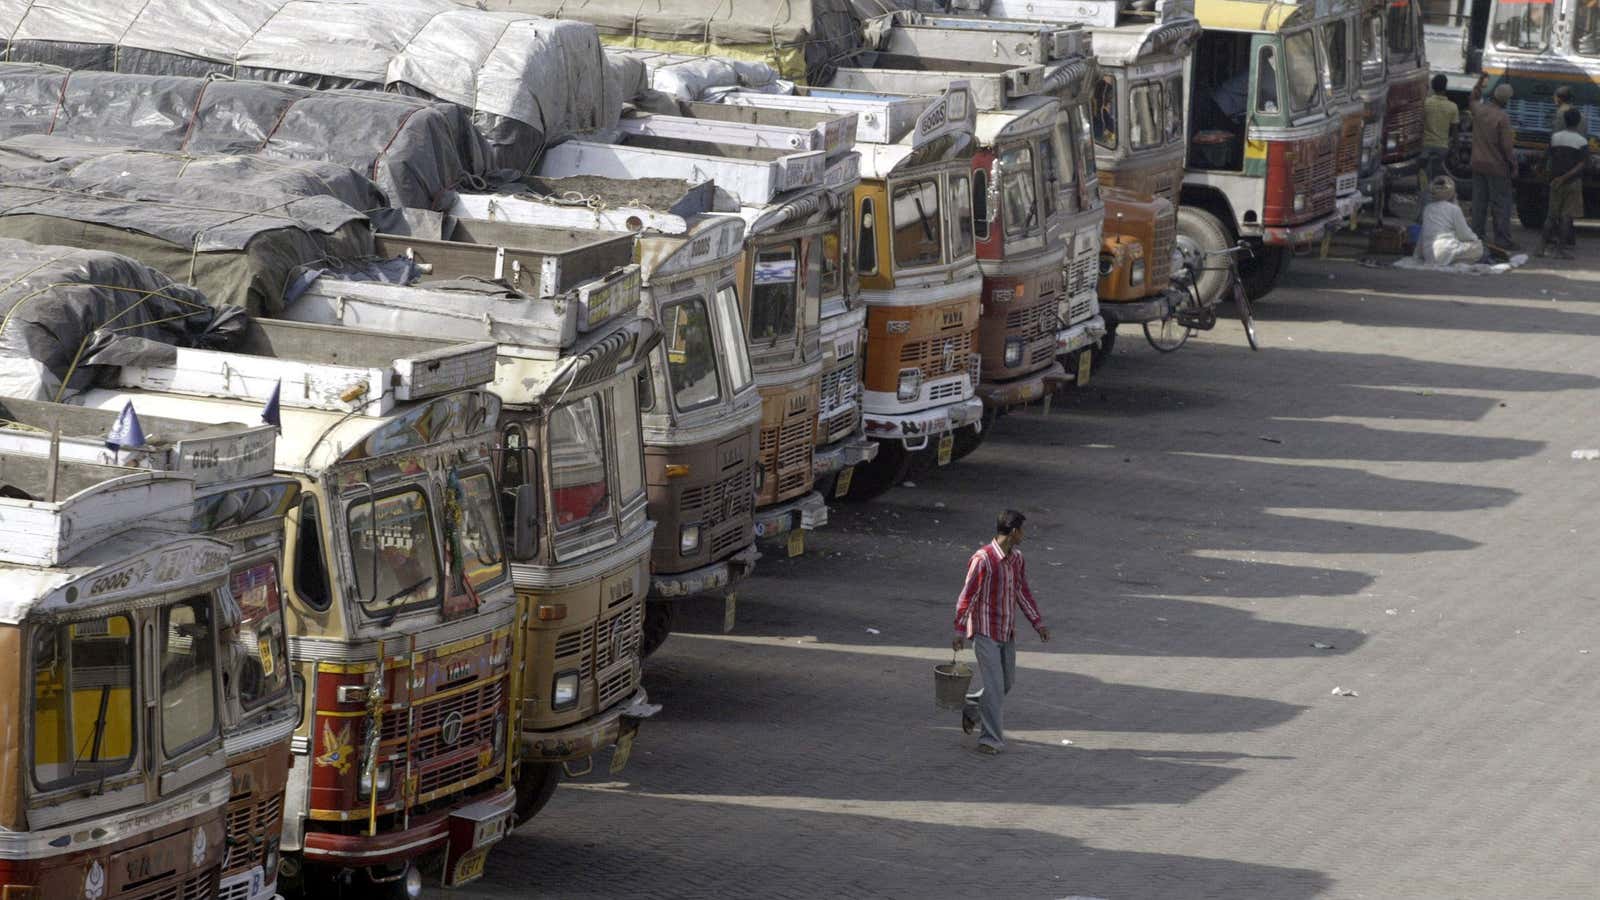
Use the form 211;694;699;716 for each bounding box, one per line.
1130;259;1146;287
896;368;922;402
358;762;392;799
1003;338;1024;368
1293;193;1307;213
552;671;580;710
1385;135;1398;151
679;523;700;554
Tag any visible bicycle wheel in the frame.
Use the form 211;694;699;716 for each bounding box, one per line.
1233;279;1260;351
1143;314;1191;352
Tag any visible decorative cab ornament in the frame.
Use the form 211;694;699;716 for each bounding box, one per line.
83;860;107;900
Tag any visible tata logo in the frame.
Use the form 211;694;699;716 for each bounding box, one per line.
940;309;964;328
719;446;745;468
445;658;472;682
441;711;464;746
608;617;628;663
231;769;255;796
786;393;809;416
942;340;957;372
607;578;633;605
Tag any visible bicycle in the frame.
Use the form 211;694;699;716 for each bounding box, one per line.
1145;241;1261;353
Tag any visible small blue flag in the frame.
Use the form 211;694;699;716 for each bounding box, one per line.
105;401;146;451
262;380;281;432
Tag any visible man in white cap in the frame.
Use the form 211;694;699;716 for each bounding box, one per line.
1416;176;1485;266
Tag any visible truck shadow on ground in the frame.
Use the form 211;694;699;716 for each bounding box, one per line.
471;791;1332;900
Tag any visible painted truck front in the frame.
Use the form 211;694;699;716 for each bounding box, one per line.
1482;0;1600;224
1181;0;1348;302
0;462;231;900
0;401;299;900
1381;0;1430;193
814;158;877;499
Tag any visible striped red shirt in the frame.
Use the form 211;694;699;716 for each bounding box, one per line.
953;540;1044;641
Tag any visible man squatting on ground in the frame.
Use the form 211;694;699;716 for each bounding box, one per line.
952;510;1051;755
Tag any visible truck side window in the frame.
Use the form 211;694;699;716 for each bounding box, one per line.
1256;46;1280;114
857;198;878;275
294;496;331;611
636;367;654;413
972;167;991;240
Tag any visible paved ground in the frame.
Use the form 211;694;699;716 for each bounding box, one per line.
459;225;1600;899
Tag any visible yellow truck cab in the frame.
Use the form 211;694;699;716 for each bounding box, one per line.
0;457;231;900
445;185;765;651
72;320;520;898
282;239;663;824
0;399;300;900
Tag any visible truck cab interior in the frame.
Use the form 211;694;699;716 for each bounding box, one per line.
1189;31;1256;171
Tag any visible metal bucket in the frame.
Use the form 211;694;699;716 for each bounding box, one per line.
934;660;974;711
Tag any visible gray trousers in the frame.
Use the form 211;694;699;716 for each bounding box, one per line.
963;634;1016;749
1470;172;1514;247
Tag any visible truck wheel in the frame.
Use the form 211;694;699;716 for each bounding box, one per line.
1175;206;1232;308
1090;323;1117;369
1240;245;1287;301
640;599;674;658
838;439;910;502
948;408;996;463
1515;184;1548;231
513;762;561;826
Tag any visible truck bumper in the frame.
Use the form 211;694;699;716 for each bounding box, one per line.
1097;285;1188;325
301;785;516;868
813;433;878;477
753;490;828;539
977;361;1067;410
522;688;658;764
863;396;984;447
650;543;758;599
1261;212;1342;245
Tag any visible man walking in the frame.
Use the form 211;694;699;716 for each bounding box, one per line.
951;510;1050;755
1469;76;1519;250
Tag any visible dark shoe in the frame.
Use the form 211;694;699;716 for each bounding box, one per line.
974;743;1001;756
1557;247;1576;260
961;713;977;735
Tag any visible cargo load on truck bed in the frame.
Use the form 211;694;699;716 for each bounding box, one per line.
0;150;379;315
0;63;490;212
0;0;624;174
0;237;240;401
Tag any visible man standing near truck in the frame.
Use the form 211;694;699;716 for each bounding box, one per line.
1469;77;1518;251
951;510;1051;755
1420;74;1458;188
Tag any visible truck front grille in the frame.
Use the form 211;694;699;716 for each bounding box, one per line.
899;330;974;381
680;466;754;529
760;416;816;499
1150;208;1176;288
224;792;283;877
128;866;217;900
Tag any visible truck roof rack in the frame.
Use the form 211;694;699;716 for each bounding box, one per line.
0;397;277;486
454;177;716;236
114;320;497;416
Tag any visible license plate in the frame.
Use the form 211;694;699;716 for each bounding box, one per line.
787;529;805;557
1076;352;1092;386
834;465;854;498
723;592;737;633
451;848;489;885
609;726;636;775
937;432;954;466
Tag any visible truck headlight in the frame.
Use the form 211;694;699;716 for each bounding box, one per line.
552;671;579;710
679;523;701;554
1130;259;1146;287
1098;253;1115;277
1293;193;1307;213
1003;338;1024;368
752;464;765;494
358;762;392;799
1386;135;1398;151
896;368;922;402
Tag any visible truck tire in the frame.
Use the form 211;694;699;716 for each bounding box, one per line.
640;599;674;658
1175;206;1233;309
1240;245;1287;301
1515;183;1548;231
838;439;910;502
513;762;561;826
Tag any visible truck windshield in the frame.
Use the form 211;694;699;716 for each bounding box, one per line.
550;394;612;534
715;284;754;394
998;145;1039;237
662;296;723;412
820;218;843;298
1092;75;1118;149
614;373;645;502
1129;80;1165;150
1324;20;1351;94
160;596;218;757
1575;0;1600;53
1070;105;1099;180
1493;0;1551;51
1165;75;1185;144
1360;13;1386;81
1387;0;1419;60
892;178;945;268
454;471;505;589
1038;133;1060;217
1284;30;1324;114
949;172;975;259
32;614;136;789
348;486;440;618
750;243;800;343
229;562;290;709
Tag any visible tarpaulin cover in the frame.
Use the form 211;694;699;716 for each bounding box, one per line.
0;237;240;400
0;64;491;211
0;0;621;173
0;151;380;316
469;0;883;84
606;49;786;101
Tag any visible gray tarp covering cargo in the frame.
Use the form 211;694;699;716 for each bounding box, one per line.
0;0;622;173
468;0;883;84
0;64;491;211
0;237;239;401
0;151;378;316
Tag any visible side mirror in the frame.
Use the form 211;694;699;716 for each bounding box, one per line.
512;482;540;560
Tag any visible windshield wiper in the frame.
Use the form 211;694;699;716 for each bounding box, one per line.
912;195;936;242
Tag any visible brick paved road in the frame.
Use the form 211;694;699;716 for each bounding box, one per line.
459;230;1600;899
